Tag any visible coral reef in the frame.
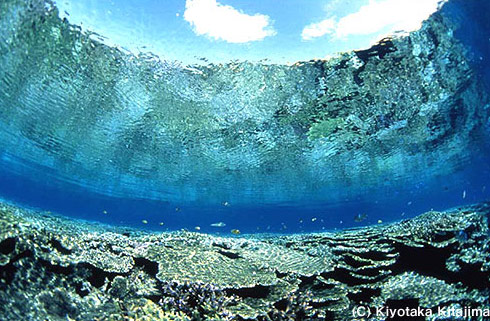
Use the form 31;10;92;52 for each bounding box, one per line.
1;201;490;320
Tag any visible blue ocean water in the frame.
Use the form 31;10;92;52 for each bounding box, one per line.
0;0;489;234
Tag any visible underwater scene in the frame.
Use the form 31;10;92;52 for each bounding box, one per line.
1;0;490;319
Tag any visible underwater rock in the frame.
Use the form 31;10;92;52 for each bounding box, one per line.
1;201;490;320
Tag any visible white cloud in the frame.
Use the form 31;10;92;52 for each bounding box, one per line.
184;0;276;43
302;0;444;40
302;18;336;41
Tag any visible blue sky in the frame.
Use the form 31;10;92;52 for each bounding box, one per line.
56;0;444;65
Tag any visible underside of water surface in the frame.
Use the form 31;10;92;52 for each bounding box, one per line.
0;0;489;232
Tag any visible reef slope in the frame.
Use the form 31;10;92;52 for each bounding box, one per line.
1;202;490;320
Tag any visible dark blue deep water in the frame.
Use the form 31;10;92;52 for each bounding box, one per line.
0;0;489;234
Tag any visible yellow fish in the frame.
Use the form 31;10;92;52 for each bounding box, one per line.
230;229;240;235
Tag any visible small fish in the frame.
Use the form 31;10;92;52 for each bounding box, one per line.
377;219;383;224
311;217;317;222
231;229;240;235
462;190;466;199
159;222;164;226
103;210;108;214
194;226;201;231
222;201;230;207
142;220;148;224
210;222;226;227
354;213;368;223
